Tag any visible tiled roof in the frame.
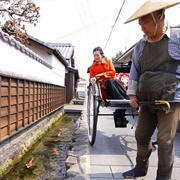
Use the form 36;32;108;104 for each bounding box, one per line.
0;29;52;69
49;43;74;60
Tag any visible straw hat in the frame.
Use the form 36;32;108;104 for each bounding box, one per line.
125;0;180;24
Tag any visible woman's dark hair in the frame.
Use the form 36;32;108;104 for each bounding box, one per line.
93;46;104;57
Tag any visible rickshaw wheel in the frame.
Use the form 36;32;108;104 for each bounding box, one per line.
87;82;98;146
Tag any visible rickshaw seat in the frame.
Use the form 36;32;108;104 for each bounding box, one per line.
100;73;130;101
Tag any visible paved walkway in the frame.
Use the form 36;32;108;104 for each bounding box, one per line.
65;100;180;180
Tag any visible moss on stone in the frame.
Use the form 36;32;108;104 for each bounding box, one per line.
0;111;64;179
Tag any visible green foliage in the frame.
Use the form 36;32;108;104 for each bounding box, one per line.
112;51;122;64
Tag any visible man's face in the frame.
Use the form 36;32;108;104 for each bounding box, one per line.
138;14;156;38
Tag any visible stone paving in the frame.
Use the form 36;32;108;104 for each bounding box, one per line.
65;100;90;180
64;101;180;180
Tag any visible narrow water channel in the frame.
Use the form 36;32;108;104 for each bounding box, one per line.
2;114;79;180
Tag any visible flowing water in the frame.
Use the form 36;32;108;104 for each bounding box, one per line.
2;114;79;180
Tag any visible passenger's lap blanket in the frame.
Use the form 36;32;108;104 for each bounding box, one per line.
101;73;130;100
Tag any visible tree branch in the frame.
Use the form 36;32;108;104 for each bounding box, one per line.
0;0;40;44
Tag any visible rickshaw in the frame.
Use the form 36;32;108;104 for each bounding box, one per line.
87;65;173;146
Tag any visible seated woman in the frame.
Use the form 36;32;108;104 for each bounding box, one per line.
89;46;129;100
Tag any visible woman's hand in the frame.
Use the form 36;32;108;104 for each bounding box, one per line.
129;95;139;108
96;73;104;77
96;73;104;80
90;77;96;82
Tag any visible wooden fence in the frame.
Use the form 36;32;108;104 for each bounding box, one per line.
0;75;65;142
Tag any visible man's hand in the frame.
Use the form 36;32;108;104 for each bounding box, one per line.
129;95;139;108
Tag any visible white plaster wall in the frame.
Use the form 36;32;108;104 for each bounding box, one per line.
26;44;53;66
0;39;64;86
51;55;65;85
26;43;65;86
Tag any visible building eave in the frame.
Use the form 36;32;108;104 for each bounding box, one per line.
28;35;68;66
115;44;136;62
67;66;80;80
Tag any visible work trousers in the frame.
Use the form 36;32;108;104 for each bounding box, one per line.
135;103;180;180
104;79;129;99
